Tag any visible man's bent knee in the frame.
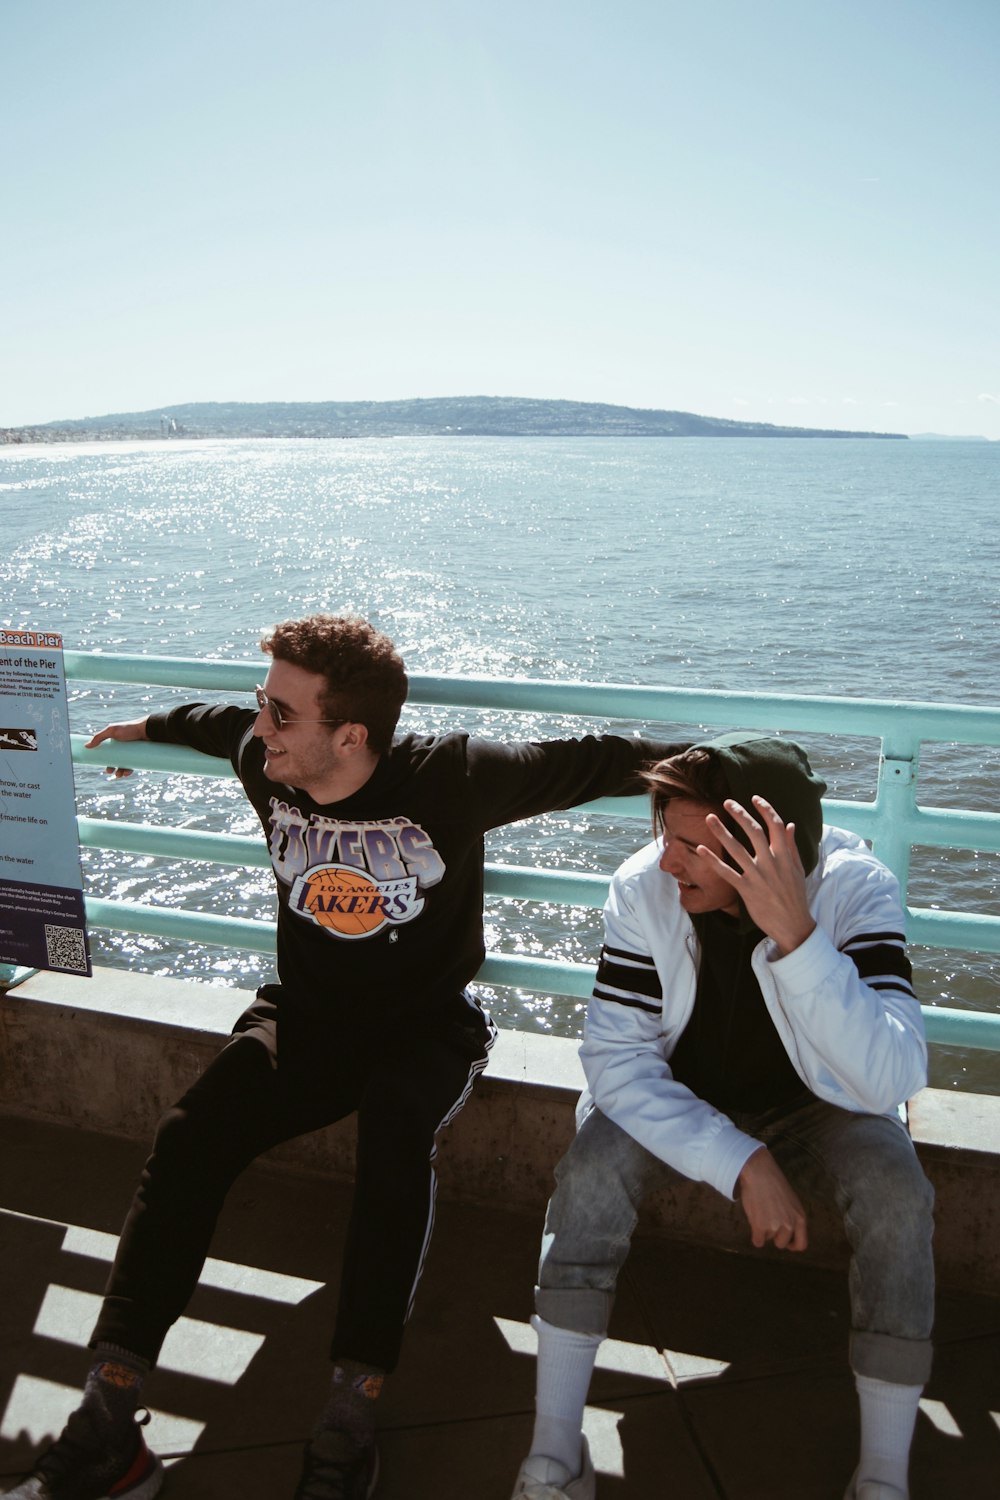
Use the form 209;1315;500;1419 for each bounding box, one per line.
537;1109;662;1315
842;1147;935;1259
552;1107;660;1202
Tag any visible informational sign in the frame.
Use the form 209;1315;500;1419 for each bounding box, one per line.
0;627;92;977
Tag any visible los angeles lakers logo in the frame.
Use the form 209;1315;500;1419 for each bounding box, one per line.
288;862;424;940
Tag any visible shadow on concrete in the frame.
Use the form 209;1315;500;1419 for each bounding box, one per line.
1;1115;998;1498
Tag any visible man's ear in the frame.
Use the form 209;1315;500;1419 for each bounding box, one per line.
338;721;370;755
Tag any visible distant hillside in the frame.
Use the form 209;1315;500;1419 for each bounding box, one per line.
0;396;908;443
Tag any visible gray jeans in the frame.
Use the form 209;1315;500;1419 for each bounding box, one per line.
537;1097;935;1386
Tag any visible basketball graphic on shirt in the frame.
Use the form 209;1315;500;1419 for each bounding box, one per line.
284;840;429;940
299;865;387;936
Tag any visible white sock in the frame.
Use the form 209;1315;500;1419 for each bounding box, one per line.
529;1314;603;1478
855;1373;922;1493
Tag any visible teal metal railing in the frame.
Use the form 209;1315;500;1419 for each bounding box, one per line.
51;652;1000;1052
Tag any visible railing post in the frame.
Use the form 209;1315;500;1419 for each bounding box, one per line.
871;732;919;903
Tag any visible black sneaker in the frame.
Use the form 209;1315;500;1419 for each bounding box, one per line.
4;1408;164;1500
292;1430;379;1500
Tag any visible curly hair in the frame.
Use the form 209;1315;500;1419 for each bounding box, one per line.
260;614;408;754
642;747;729;845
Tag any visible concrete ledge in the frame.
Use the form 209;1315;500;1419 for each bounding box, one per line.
2;966;998;1294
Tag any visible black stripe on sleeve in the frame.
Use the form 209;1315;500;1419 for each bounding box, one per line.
868;979;918;997
840;936;916;999
592;943;663;1014
841;930;907;949
595;946;662;1001
603;943;653;961
592;986;662;1015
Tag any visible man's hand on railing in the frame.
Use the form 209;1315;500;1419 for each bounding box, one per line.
85;718;150;778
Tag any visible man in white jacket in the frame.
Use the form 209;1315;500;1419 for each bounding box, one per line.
511;733;934;1500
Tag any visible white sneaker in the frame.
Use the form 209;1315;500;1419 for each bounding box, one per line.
844;1470;908;1500
510;1437;596;1500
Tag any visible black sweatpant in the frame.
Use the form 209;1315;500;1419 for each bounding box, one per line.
92;987;495;1373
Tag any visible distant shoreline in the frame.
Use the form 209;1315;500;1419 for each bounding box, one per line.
1;432;914;446
0;395;910;444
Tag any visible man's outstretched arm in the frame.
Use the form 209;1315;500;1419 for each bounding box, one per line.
84;718;150;778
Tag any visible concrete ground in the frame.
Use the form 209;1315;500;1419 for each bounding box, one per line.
1;1116;998;1499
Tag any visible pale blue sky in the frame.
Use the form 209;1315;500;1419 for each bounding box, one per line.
3;0;997;436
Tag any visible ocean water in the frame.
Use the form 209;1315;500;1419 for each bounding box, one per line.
2;435;997;1092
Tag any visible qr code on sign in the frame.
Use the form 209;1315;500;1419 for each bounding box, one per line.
45;924;89;974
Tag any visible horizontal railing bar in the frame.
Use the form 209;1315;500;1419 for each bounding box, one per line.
77;823;616;906
73;737;239;777
84;897;277;952
480;864;610;906
77;818;270;867
75;819;1000;942
409;676;1000;744
69;744;1000;857
921;1007;1000;1051
65;653;1000;745
478;953;594;997
72;737;656;803
908;805;1000;853
905;909;1000;951
65;653;263;692
81;897;1000;1049
74;804;1000;891
83;880;999;956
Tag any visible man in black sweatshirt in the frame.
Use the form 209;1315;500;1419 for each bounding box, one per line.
6;613;683;1500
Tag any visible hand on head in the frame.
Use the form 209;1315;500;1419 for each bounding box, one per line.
699;796;816;956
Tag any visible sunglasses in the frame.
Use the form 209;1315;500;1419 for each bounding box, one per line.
255;686;346;733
